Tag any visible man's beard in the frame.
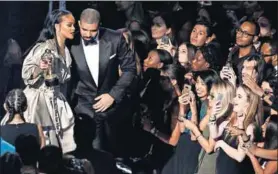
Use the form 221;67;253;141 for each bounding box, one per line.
237;41;253;48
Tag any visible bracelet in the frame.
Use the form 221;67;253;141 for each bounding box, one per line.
243;135;251;143
209;115;217;122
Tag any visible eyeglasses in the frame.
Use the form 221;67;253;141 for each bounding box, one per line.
261;53;276;58
236;28;255;38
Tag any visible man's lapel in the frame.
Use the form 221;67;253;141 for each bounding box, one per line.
76;38;97;88
98;28;112;88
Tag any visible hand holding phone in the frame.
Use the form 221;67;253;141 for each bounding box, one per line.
211;93;223;118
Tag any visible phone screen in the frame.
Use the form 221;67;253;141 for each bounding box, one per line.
216;93;223;101
182;84;192;95
161;35;170;45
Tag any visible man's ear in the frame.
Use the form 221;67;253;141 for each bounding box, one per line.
166;28;172;35
158;62;164;69
205;62;210;69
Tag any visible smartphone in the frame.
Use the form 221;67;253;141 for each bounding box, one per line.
182;84;192;95
216;93;223;101
161;35;170;45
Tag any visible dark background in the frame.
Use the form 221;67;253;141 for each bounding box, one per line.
0;1;277;54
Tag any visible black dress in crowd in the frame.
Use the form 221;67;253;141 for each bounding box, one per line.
161;101;207;174
1;123;40;146
216;129;254;174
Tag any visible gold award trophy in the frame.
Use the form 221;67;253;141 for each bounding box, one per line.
41;49;59;87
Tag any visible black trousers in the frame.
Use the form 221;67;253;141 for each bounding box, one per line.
74;94;133;157
74;94;113;151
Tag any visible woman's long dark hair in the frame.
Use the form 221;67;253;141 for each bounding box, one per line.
191;69;221;121
23;9;72;58
264;115;278;150
4;89;27;123
193;69;220;92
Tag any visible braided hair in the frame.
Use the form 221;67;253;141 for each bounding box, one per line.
4;89;27;123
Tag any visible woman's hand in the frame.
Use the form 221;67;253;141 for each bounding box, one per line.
188;91;198;116
226;125;245;136
243;73;264;97
157;38;176;57
178;93;190;105
220;66;237;87
210;96;222;120
39;59;51;70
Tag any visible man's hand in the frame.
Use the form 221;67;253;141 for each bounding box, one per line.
93;94;115;112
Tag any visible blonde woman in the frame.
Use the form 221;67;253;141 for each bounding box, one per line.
181;80;235;174
211;85;260;174
159;70;220;174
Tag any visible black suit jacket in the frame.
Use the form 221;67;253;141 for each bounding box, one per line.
70;27;136;119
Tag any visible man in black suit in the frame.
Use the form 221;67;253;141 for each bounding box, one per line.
70;8;136;152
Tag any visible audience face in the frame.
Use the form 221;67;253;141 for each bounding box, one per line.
191;50;209;71
195;76;208;99
236;22;256;47
260;42;275;64
242;60;258;82
233;86;250;115
190;24;208;47
79;20;99;41
57;14;75;40
143;50;162;71
178;43;189;66
151;16;170;40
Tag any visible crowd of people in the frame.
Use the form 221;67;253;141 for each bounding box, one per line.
0;1;277;174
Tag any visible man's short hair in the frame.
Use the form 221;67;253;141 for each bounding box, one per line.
240;19;260;36
80;8;100;24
